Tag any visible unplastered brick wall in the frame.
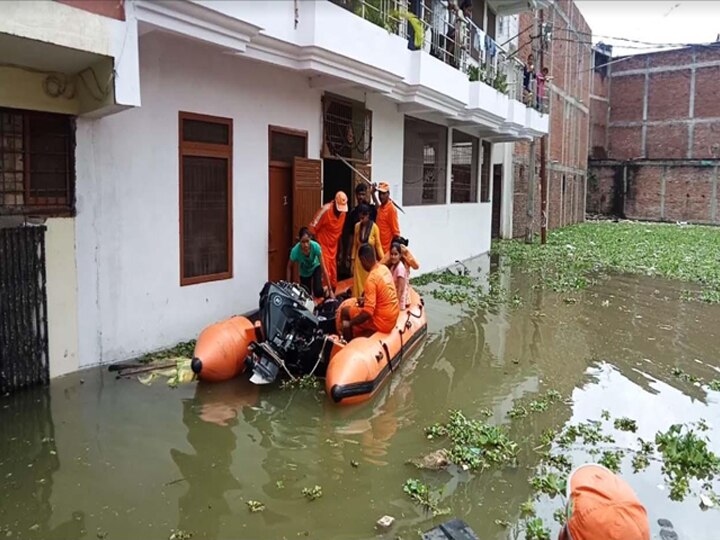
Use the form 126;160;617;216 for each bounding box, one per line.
587;43;720;224
588;162;720;224
511;1;592;238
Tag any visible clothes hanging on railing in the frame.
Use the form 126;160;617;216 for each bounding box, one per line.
484;34;497;58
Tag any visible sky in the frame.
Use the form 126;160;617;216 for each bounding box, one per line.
575;1;720;56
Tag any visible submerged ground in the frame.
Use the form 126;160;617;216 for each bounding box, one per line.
1;222;720;540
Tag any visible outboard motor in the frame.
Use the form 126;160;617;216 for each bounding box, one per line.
245;281;329;385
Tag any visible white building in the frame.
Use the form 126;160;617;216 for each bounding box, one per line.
0;0;548;381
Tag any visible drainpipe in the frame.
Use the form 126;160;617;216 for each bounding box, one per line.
539;9;548;244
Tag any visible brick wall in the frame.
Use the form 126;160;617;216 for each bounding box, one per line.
587;43;720;224
511;2;592;238
588;161;720;224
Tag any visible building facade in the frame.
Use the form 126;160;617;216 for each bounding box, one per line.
490;0;592;239
587;43;720;223
0;0;548;381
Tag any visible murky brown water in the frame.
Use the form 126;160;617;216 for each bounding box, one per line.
2;254;720;540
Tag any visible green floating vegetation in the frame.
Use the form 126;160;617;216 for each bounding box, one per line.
139;340;196;364
424;410;519;472
613;417;638;433
492;222;720;302
509;390;563;420
410;270;516;310
402;479;450;517
530;472;566;498
598;450;625;473
524;517;551;540
655;423;720;501
280;375;322;390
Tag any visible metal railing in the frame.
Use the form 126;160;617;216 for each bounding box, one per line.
331;0;546;112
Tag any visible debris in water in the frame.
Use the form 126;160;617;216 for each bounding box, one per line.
168;530;192;540
350;460;359;468
407;449;449;471
302;485;323;501
246;500;265;513
375;515;395;530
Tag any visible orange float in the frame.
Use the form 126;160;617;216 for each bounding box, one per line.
190;316;256;382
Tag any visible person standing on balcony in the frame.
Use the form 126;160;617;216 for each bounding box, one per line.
309;191;348;290
536;66;552;112
523;53;536;106
374;182;401;255
446;0;472;68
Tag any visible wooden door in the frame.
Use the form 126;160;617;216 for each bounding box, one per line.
491;164;503;238
293;157;322;241
268;165;293;282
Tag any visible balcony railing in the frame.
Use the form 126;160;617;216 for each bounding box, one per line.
330;0;547;113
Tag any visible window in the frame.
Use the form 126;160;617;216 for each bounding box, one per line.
450;130;479;203
179;112;233;285
322;94;372;163
402;116;448;206
479;140;492;202
0;108;75;216
270;129;307;164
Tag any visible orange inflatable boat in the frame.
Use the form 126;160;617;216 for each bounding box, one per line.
325;287;426;405
190;280;427;406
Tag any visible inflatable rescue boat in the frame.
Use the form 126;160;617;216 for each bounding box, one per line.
190;280;427;405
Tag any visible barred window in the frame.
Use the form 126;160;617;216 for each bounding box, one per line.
402;116;448;206
322;94;372;163
179;112;233;285
450;130;479;203
0;108;75;215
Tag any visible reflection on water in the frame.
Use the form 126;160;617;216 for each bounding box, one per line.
1;254;720;539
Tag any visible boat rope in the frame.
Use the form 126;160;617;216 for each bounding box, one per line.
307;336;331;379
381;341;393;372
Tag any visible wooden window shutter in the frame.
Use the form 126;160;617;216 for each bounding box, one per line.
292;157;322;239
352;163;371;192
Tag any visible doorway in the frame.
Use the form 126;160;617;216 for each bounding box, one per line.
322;158;352;205
491;164;503;238
268;127;308;282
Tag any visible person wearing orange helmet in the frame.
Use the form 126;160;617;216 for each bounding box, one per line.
558;464;650;540
309;191;348;290
374;182;401;254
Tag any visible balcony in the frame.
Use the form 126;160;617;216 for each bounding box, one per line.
132;0;548;138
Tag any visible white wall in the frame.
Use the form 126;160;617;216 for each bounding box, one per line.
75;33;323;366
45;218;79;377
73;31;496;368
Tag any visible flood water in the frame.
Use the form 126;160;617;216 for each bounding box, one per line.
2;254;720;540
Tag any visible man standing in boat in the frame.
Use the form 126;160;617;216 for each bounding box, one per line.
374;182;401;255
309;191;348;291
339;243;399;341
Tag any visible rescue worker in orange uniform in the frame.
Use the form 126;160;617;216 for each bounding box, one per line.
374;182;401;255
308;191;348;290
558;464;650;540
339;243;399;341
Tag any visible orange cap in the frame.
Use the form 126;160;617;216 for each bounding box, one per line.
563;464;650;540
377;182;390;193
334;191;348;212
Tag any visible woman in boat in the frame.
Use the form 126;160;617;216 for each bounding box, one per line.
287;227;334;300
351;204;383;297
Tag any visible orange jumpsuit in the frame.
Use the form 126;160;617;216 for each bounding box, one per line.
309;202;346;289
376;201;401;255
336;263;399;337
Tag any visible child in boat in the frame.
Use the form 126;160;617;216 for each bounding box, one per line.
286;227;334;300
558;464;650;540
385;242;410;310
